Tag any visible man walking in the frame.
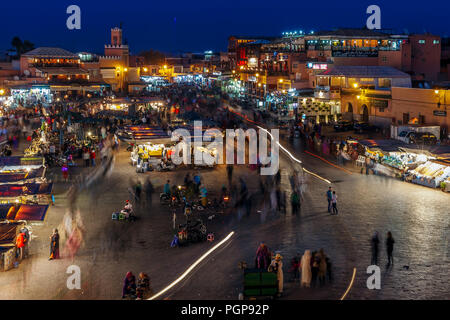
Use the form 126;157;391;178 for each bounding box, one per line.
226;164;233;187
291;190;300;215
326;187;333;213
371;231;380;265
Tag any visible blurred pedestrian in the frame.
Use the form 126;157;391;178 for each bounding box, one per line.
144;178;154;207
311;251;319;287
318;249;327;286
326;187;333;213
83;148;90;167
371;231;380;265
135;181;142;203
291;190;300;215
172;210;177;230
90;149;96;167
62;163;69;182
300;250;312;288
386;231;395;267
226;164;233;186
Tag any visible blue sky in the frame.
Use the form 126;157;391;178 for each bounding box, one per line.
1;0;449;55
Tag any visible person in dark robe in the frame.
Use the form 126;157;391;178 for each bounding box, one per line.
255;242;270;270
122;271;136;298
49;229;60;260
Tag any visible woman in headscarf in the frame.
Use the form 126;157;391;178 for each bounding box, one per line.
268;253;284;297
122;271;136;299
136;272;151;300
49;229;59;260
300;250;312;288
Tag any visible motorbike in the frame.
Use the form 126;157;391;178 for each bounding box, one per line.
160;193;171;204
177;218;207;246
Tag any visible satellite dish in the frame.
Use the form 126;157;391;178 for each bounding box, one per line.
24;70;30;76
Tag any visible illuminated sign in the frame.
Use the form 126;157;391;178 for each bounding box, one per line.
312;64;328;70
307;63;327;70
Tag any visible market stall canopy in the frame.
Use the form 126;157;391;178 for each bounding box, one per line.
0;183;53;197
0;166;45;183
359;139;408;152
0;204;49;221
0;222;23;245
0;157;44;167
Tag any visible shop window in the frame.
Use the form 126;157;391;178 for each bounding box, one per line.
402;113;409;124
419;115;425;124
418;40;425;44
378;78;391;88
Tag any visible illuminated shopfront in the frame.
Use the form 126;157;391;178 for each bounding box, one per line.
10;85;52;108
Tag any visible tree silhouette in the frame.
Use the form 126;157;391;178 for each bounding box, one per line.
11;36;35;57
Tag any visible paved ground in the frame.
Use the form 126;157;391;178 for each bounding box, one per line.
0;101;448;300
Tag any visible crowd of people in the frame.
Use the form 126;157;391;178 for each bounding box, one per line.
254;242;333;297
122;271;151;299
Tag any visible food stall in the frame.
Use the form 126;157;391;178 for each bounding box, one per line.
0;164;46;184
131;143;176;172
191;146;219;167
0;183;53;205
381;151;428;171
407;161;450;188
0;221;27;271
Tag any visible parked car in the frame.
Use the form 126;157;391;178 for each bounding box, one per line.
397;131;413;143
353;122;380;133
409;132;438;145
334;120;354;132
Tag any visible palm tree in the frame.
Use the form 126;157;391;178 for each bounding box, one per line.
11;36;35;57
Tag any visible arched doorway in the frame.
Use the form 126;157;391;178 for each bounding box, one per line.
343;102;353;121
347;103;353;113
361;104;369;122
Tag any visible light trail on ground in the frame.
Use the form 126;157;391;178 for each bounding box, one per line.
148;231;235;300
224;106;332;184
256;125;331;184
340;268;357;300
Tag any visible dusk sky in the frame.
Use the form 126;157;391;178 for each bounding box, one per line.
2;0;449;55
